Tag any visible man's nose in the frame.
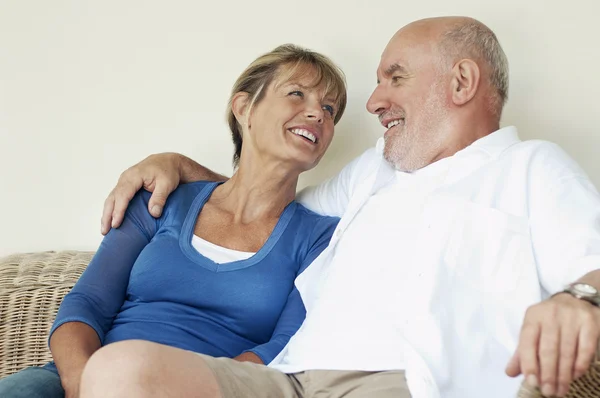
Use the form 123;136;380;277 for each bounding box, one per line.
366;84;389;115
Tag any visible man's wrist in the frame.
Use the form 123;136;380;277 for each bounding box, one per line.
550;292;579;302
552;283;600;307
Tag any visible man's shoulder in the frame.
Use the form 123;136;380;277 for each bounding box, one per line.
333;145;383;187
351;146;382;172
502;139;588;179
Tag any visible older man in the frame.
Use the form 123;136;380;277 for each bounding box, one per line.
88;16;600;398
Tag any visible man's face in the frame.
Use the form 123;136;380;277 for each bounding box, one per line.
366;30;451;171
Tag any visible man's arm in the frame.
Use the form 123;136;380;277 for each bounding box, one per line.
296;147;379;216
506;145;600;397
101;153;227;234
102;146;378;232
507;271;600;397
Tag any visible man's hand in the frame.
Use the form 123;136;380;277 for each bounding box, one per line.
101;153;228;235
101;153;183;234
506;293;600;397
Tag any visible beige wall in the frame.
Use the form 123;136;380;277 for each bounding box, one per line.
1;0;599;256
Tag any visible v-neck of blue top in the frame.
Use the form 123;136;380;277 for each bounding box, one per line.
179;182;298;272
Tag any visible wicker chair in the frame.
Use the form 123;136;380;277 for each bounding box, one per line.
0;251;92;378
0;251;598;397
517;353;600;398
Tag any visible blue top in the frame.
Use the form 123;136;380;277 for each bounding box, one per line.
47;181;338;372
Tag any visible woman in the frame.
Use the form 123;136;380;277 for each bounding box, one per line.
0;44;346;398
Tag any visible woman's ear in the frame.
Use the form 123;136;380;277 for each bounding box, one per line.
232;92;251;128
450;59;481;106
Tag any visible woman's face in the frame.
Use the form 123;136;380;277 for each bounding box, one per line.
243;66;339;172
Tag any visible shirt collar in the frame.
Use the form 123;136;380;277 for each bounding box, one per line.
371;126;521;188
460;125;521;159
374;125;521;163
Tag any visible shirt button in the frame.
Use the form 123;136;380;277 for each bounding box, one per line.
423;376;435;387
335;229;343;238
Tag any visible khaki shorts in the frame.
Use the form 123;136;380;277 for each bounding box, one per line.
200;354;411;398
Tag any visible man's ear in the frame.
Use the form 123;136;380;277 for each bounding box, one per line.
232;92;251;127
450;59;481;106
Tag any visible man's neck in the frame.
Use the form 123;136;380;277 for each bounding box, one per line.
437;114;501;160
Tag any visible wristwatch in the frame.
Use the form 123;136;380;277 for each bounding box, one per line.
559;283;600;307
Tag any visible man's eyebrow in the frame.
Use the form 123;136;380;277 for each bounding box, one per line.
383;63;408;78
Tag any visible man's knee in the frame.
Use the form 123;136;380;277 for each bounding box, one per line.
81;340;160;397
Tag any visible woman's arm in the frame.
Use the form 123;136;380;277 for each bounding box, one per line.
245;288;306;364
49;322;100;397
49;191;158;393
243;217;338;364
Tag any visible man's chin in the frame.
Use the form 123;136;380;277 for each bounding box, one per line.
383;150;424;173
383;150;405;171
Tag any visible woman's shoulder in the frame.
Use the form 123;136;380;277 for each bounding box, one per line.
165;181;217;205
156;181;218;220
294;202;340;223
292;202;340;238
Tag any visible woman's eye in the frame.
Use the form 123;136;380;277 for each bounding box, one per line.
322;105;335;116
289;90;304;97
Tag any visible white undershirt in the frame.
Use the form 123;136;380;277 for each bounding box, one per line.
277;156;452;371
191;235;255;264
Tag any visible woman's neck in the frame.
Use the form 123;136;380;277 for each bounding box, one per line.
209;158;299;223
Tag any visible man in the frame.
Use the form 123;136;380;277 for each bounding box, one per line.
89;17;600;398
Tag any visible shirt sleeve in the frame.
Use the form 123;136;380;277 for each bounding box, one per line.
247;216;338;364
529;145;600;294
48;190;158;345
296;148;378;217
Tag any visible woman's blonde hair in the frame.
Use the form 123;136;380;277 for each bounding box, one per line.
226;44;347;167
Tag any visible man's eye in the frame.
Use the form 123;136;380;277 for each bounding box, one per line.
322;105;335;116
392;76;403;83
289;90;304;97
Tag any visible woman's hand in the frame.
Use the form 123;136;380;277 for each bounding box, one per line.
233;352;264;365
62;373;83;398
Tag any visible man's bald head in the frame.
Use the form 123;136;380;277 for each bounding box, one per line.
394;17;509;117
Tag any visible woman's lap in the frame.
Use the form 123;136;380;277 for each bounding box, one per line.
0;366;64;398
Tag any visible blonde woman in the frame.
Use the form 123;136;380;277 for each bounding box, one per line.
0;44;346;398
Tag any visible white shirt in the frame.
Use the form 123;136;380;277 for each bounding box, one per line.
191;235;255;263
269;127;600;398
